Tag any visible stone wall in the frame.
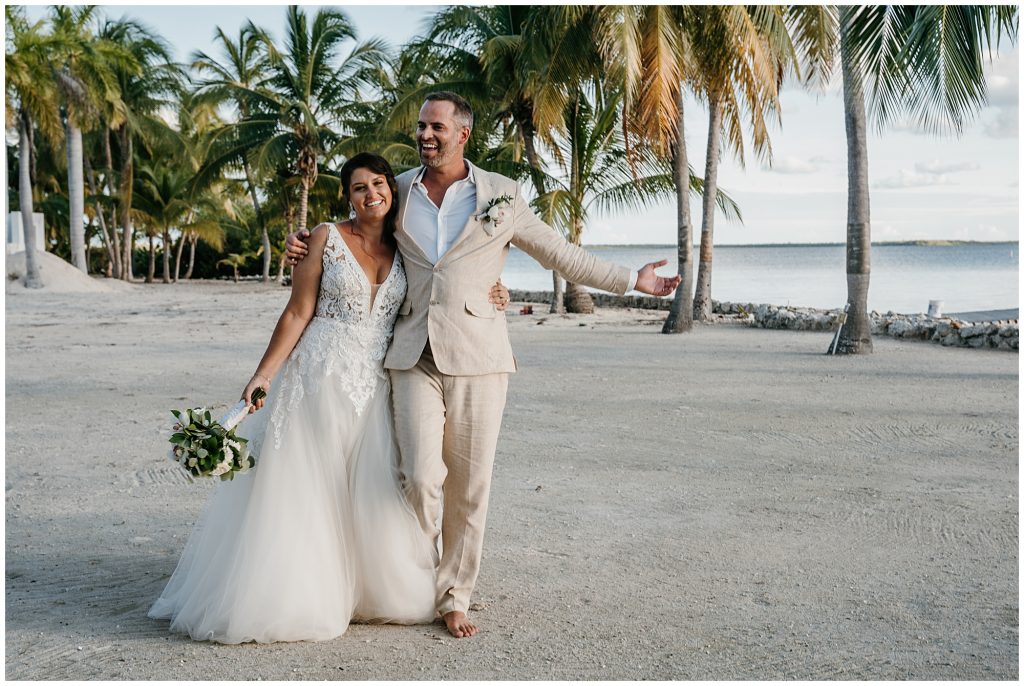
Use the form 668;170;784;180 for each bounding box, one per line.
508;290;1018;352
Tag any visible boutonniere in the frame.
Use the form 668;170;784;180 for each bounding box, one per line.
476;194;513;236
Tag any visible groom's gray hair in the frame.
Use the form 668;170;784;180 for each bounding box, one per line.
425;91;474;131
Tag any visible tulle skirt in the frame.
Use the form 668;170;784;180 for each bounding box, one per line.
148;358;436;644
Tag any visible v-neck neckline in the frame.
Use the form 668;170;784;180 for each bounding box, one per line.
333;223;397;289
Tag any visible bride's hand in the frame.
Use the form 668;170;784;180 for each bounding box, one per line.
489;279;510;311
242;373;271;414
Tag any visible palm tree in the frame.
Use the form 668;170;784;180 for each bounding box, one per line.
790;5;1018;354
416;5;603;313
5;6;62;287
217;251;258;282
132;164;192;283
690;6;791;321
49;5;131;274
536;85;675;313
191;25;276;281
591;5;696;333
98;17;182;281
250;6;387;234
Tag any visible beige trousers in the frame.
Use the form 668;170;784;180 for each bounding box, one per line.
389;346;509;615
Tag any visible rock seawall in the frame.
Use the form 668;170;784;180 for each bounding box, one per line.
508;290;1018;351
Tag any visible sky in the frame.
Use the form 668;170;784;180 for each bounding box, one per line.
19;2;1021;246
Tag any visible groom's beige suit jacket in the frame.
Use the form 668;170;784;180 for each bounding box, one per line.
383;162;631;376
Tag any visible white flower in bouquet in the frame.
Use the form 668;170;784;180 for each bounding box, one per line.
168;388;266;481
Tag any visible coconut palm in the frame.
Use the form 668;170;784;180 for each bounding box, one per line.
49;5;132;274
132;164;193;283
415;5;604;312
590;5;697;333
789;5;1018;354
98;17;182;280
536;83;742;314
249;6;387;234
217;251;259;282
5;6;63;287
191;25;277;281
690;6;792;320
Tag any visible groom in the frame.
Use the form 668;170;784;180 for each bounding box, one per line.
286;91;680;638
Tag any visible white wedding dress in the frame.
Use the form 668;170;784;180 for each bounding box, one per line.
148;224;436;644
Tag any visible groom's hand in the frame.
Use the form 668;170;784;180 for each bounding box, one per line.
635;259;681;296
285;229;311;265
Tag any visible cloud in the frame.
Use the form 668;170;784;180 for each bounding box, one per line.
985;47;1018;108
763;156;819;174
983;106;1019;138
914;160;980;174
874;169;955;189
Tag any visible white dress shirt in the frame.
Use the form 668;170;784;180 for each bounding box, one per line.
405;163;479;264
405;162;639;289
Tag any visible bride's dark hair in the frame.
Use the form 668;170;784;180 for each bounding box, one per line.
340;152;399;247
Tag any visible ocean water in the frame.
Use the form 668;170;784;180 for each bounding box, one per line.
501;242;1019;314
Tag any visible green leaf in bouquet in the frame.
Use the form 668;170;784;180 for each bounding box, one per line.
169;434;187;445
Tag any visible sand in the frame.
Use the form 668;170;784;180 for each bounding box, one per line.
6;250;138;294
4;281;1018;680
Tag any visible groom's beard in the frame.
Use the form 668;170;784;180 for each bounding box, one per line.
418;140;456;169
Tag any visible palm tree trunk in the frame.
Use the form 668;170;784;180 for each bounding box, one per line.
161;229;172;283
146;233;156;283
550;271;565;314
17;110;43;288
66;123;87;273
119;126;134;281
662;94;694;334
104;128;122;277
174;232;186;282
184;236;197;280
835;24;873;354
520;123;563;315
243;161;272;282
693;93;723;321
564;218;594;314
84;154;117;274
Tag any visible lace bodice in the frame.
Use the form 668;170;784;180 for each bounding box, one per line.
267;224;407;449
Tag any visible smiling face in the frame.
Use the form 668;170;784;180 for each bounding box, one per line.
416;99;470;169
347;167;393;224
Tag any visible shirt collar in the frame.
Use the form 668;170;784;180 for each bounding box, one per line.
413;160;476;187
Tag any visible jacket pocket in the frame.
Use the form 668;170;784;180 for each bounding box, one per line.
465;299;496;319
398;300;411;316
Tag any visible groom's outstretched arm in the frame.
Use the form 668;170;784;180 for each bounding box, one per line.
510;190;680;297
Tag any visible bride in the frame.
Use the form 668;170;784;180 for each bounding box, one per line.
148;152;509;644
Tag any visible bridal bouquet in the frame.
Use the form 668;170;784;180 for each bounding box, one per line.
168;388;266;481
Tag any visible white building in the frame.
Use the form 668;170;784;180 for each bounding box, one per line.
6;211;45;254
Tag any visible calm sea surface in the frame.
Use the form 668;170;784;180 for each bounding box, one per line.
501;243;1019;314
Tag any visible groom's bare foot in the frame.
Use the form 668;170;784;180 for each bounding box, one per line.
443;611;478;638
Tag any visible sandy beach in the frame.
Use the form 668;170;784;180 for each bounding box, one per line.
5;280;1018;680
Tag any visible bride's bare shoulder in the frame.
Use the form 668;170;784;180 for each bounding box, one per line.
306;223;336;249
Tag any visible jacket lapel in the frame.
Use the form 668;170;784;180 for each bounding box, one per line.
437;163;491;266
395;166;430;263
